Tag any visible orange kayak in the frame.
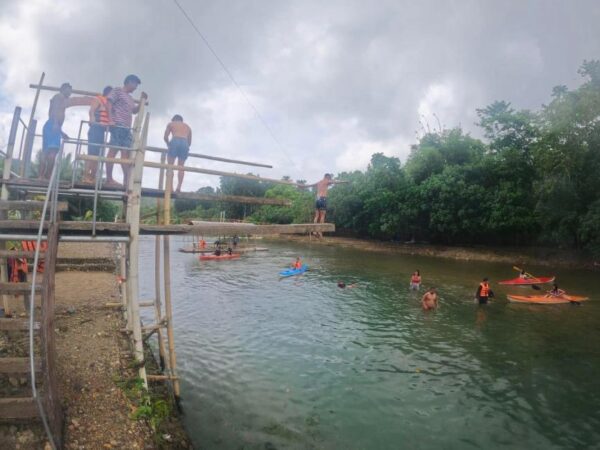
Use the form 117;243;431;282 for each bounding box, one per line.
507;294;589;304
499;276;555;286
199;253;241;261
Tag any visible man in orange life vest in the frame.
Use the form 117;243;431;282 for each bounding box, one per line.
475;277;494;305
83;86;113;183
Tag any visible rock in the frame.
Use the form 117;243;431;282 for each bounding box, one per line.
16;429;35;445
59;325;69;333
67;306;76;315
19;377;28;386
44;442;52;450
8;376;19;387
71;418;80;428
110;440;118;446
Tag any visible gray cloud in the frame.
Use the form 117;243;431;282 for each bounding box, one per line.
1;0;599;189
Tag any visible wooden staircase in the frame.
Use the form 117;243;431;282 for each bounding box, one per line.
0;200;63;447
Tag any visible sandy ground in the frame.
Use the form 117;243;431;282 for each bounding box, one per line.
0;271;191;449
277;235;598;270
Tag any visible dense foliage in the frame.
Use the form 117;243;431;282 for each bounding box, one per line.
325;61;600;256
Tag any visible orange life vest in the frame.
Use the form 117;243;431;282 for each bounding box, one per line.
22;241;46;273
94;95;110;126
479;282;489;297
294;261;302;269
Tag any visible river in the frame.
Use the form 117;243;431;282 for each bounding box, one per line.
139;237;600;449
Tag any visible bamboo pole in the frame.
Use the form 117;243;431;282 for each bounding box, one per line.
145;145;273;168
125;96;148;387
143;161;300;186
21;73;44;177
153;150;167;371
162;156;180;397
1;107;22;317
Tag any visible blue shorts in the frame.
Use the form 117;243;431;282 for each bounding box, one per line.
167;137;190;160
88;124;107;156
42;120;62;153
315;196;327;210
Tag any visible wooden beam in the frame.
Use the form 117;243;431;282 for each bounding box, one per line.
0;397;40;420
145;145;273;168
144;161;300;186
140;187;291;206
0;200;68;212
0;357;41;373
0;318;40;331
0;250;45;258
29;83;143;104
140;222;336;236
0;282;42;294
0;220;335;236
76;155;135;165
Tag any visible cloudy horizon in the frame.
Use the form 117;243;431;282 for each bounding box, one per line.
1;0;599;189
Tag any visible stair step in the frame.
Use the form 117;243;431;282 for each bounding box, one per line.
0;200;68;212
0;318;40;331
0;249;45;259
0;357;41;373
0;397;40;420
0;282;42;294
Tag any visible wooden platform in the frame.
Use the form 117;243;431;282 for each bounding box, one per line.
0;220;335;236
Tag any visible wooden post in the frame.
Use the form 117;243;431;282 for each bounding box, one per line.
162;157;180;397
153;150;167;371
1;107;22;317
125;98;148;386
21;72;44;177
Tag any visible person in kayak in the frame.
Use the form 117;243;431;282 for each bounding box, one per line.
410;270;422;290
519;270;528;279
548;284;565;297
475;278;494;304
421;288;438;310
214;248;222;256
291;257;302;269
227;247;233;255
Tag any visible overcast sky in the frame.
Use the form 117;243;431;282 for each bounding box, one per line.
1;0;599;189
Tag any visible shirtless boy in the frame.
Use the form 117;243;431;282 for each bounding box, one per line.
302;173;346;238
163;115;192;192
39;83;76;179
421;288;438;311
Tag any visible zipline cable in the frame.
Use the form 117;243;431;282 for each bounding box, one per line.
171;0;300;173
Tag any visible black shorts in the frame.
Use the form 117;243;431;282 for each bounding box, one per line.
478;296;489;305
315;197;327;210
88;124;107;156
109;126;133;152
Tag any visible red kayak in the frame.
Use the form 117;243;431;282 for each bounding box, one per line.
498;276;555;286
199;253;241;261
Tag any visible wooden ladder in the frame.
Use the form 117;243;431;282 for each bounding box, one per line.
0;201;63;448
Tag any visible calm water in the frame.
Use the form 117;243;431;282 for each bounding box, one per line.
139;237;600;450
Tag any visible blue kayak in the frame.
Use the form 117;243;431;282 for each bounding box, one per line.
279;264;308;277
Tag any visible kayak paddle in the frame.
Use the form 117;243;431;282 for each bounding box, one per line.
512;266;542;290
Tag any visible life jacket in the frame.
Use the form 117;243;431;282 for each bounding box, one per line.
22;241;46;273
94;95;110;126
411;275;421;283
9;257;28;282
294;261;302;269
479;282;489;297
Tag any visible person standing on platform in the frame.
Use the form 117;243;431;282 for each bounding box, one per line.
83;86;112;183
39;82;80;179
163;114;192;192
302;173;347;238
105;74;146;187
